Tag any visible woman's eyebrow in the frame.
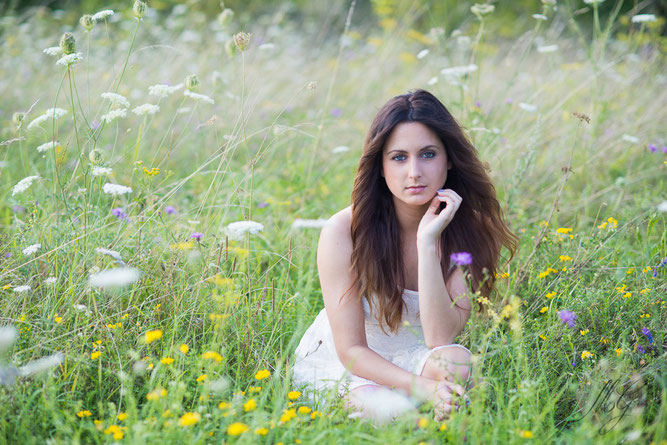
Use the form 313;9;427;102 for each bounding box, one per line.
386;145;441;155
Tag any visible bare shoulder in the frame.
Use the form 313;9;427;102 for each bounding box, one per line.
322;206;352;241
317;206;353;279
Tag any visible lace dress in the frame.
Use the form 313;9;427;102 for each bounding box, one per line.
292;287;472;404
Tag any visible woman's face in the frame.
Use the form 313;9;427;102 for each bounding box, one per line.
381;121;451;208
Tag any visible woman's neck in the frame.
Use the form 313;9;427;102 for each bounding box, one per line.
392;196;429;238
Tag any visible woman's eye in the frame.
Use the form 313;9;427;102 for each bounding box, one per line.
422;151;435;159
392;155;406;161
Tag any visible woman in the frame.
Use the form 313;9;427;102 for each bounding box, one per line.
292;89;518;421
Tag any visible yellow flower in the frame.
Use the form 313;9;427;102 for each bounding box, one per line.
561;266;567;272
623;292;632;299
227;422;250;436
179;344;189;354
146;388;167;401
600;337;610;345
202;351;222;362
243;399;257;412
640;313;651;318
439;423;448;431
280;408;297;423
103;425;124;440
2;284;11;290
399;52;418;64
170;241;194;250
145;330;163;344
379;18;397;30
90;351;101;360
254;369;271;380
196;374;208;382
597;221;608;229
230;246;249;257
255;427;269;436
545;292;556;299
178;412;201;427
54;316;63;324
559;255;572;262
207;274;233;287
518;430;533;438
218;401;230;410
297;406;311;415
160;357;174;365
580;329;589;336
287;391;301;400
249;386;262;393
639;288;651;294
642;267;652;273
117;412;128;421
607;217;618;228
626;268;634;275
76;410;92;418
539;335;546;340
615;348;622;356
418;417;429;428
581;351;593;359
616;284;626;293
540;306;548;313
556;227;572;234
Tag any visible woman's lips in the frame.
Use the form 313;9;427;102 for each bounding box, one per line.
406;186;425;194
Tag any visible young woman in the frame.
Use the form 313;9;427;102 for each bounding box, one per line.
292;89;518;421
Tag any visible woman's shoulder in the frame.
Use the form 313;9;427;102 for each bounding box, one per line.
319;206;353;248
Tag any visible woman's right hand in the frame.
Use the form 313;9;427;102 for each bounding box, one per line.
424;379;466;421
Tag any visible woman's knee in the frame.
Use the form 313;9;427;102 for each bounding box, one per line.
421;346;472;385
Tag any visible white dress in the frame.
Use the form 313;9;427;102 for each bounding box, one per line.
292;287;472;404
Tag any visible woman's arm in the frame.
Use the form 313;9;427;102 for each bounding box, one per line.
416;190;472;348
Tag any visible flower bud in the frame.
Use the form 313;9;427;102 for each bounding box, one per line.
60;32;76;55
185;74;199;91
470;3;495;19
133;0;147;19
224;39;236;57
218;8;234;28
89;149;104;165
12;112;25;125
233;31;251;52
307;81;317;91
80;14;95;31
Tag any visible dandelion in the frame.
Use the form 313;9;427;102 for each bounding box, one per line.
450;252;473;265
518;102;537;112
558;310;577;328
145;330;163;344
43;47;63;56
298;406;312;414
243;399;257;412
91;166;112;176
100;108;127;123
179;344;189;354
631;14;656;23
537;44;558;53
227;422;250;435
202;351;222;362
77;410;92;418
92;10;114;21
254;369;270;380
12;175;40;196
233;31;252;51
13;285;31;293
102;183;132;196
280;408;297;423
178;412;201;427
287;390;301;400
148;83;183;98
226;220;264;240
22;244;41;256
183;90;214;104
254;427;269;436
56;53;83;66
160;357;174;365
132;104;160;116
89;268;140;288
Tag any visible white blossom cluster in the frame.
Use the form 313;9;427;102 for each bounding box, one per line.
226;221;264;240
101;108;127;123
101;92;130;108
89;267;140;288
102;183;132;195
291;219;328;229
43;47;63;56
132;103;160;116
27;108;67;130
22;244;41;256
56;53;83;66
92;9;114;20
12;175;40;196
184;90;214;104
92;166;113;176
36;141;59;152
148;83;183;98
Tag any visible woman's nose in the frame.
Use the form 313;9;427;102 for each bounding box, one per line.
408;159;421;179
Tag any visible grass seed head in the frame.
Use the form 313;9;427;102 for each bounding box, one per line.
60;32;76;55
133;0;147;19
89;149;104;165
80;14;95;31
233;31;251;52
185;74;200;91
12;112;25;125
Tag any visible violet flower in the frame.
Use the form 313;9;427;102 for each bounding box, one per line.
330;108;342;118
637;344;645;354
112;207;128;220
164;205;176;215
450;252;473;266
190;232;203;241
558;310;577;328
641;327;654;344
648;144;657;153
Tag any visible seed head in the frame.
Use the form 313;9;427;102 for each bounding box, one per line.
233;31;251;52
12;112;25;125
133;0;147;19
89;149;104;165
80;14;96;31
224;39;236;57
572;111;590;124
307;81;318;91
60;32;76;55
185;74;200;91
218;8;234;27
470;3;495;19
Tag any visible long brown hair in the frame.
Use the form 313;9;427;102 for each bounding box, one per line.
347;89;518;334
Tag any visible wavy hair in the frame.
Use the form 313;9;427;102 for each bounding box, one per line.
347;89;518;334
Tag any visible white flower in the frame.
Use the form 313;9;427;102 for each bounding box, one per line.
0;326;17;352
102;183;132;196
532;14;547;20
176;107;191;114
631;14;656;23
56;52;83;66
12;175;39;196
43;46;63;56
74;304;90;313
44;277;57;285
88;267;140;288
583;0;605;4
440;64;478;78
226;221;264;240
132;103;160;116
22;244;41;256
416;49;429;59
291;219;328;229
92;166;112;176
184;90;215;104
621;134;639;144
518;102;538;112
27;108;67;130
101;92;130;108
92;9;114;20
36;141;59;153
148;83;183;98
658;201;667;213
427;76;439;85
101;108;127;123
13;285;31;293
258;43;276;51
332;145;349;154
95;247;125;264
19;353;64;377
537;44;559;53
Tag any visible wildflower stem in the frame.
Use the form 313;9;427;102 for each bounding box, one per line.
114;19;140;94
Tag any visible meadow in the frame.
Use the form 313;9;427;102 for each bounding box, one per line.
0;0;665;443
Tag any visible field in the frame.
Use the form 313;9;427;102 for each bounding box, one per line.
0;1;665;443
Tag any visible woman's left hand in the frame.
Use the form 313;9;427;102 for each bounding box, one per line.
416;189;462;243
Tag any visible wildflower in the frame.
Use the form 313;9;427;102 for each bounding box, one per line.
233;31;252;51
178;412;201;427
22;244;41;256
297;406;312;415
450;252;473;266
56;53;83;66
636;344;645;354
179;344;189;354
556;227;572;234
13;285;31;293
19;352;64;376
307;81;317;90
95;247;124;264
287;391;301;400
518;430;533;438
417;49;430;59
160;357;174;365
92;10;114;21
202;351;222;362
132;104;160;116
641;327;653;344
77;410;92;418
580;329;589;336
218;8;234;27
538;268;558;278
12;175;40;196
659;201;667;213
639;288;650;294
117;413;128;421
196;374;207;382
227;422;250;435
537;44;558;53
36;141;60;153
559;255;571;262
185;74;199;91
148;83;183;98
164;206;176;214
418;417;429;428
439;423;448;431
146;388;167;400
190;232;203;241
539;334;546;340
145;330;163;344
218;401;230;410
102;183;132;196
254;369;270;380
254;427;269;436
545;292;556;299
631;14;656;23
226;221;264;240
470;3;495;18
583;0;605;4
54;316;62;324
89;267;140;288
518;102;537;112
440;64;477;78
615;348;622;356
183;90;214;104
133;0;147;19
112;208;128;220
332;145;350;154
540;306;548;313
91;351;101;359
558;310;577;328
60;32;76;55
280;408;297;423
532;14;547;20
600;337;610;344
88;166;112;178
44;277;57;285
243;399;256;412
100;108;127;123
43;47;63;56
80;14;95;31
648;144;657;153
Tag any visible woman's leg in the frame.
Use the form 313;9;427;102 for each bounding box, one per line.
420;344;472;387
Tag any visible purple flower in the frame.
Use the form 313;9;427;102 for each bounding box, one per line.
330;108;342;118
637;344;645;354
648;144;657;153
558;310;577;328
11;205;26;214
257;201;269;208
475;101;482;108
4;252;11;259
506;98;514;104
190;232;203;241
91;120;101;131
642;327;654;344
662;146;667;153
112;207;128;220
450;252;473;266
164;205;176;215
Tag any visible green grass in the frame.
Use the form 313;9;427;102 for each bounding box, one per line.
0;1;665;443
